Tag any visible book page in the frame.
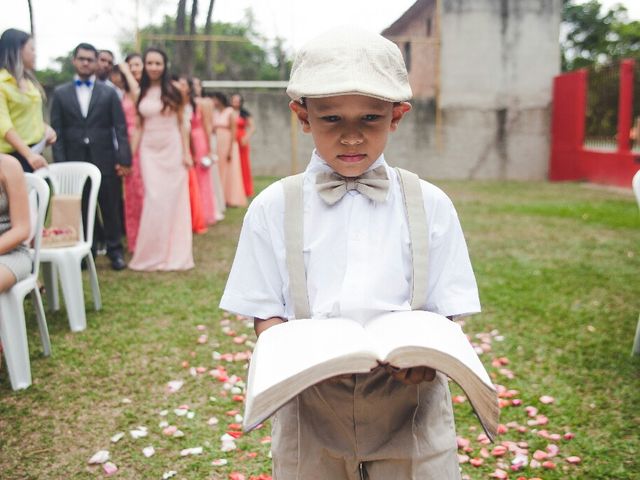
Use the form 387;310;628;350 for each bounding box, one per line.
364;311;493;388
248;317;379;397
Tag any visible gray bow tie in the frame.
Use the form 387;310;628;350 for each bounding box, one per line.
315;166;390;205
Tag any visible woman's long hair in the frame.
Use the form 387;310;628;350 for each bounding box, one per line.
138;47;181;113
211;91;230;108
182;75;196;113
232;93;251;119
124;52;142;64
0;28;44;97
110;65;130;93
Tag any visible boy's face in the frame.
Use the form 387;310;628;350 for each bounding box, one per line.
290;95;411;177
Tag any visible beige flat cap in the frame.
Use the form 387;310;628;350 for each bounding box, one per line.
286;27;412;103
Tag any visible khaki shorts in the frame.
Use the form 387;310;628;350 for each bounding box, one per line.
271;368;460;480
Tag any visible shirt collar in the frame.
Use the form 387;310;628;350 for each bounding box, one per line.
74;74;96;86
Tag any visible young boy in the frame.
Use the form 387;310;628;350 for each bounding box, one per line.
220;27;480;480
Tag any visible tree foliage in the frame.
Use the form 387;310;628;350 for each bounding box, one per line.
562;0;640;71
35;52;75;92
120;7;290;81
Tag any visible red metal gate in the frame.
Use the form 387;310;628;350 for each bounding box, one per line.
549;59;639;187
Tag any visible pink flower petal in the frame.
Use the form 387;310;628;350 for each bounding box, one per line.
546;444;560;457
539;395;555;404
491;445;508;457
457;436;470;449
533;450;548;461
103;462;118;475
489;468;508;479
163;425;178;436
535;414;549;425
565;456;582;464
166;380;184;393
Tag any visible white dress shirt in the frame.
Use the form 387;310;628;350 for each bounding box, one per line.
220;151;481;322
74;74;96;117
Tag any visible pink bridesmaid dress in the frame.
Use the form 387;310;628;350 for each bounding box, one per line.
190;106;217;225
121;94;144;253
129;86;194;271
214;107;247;207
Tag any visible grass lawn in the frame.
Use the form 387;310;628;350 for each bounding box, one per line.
1;177;639;479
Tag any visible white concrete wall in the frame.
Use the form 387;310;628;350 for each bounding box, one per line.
435;0;562;179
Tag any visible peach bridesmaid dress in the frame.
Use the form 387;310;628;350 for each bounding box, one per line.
129;86;194;271
214;107;247;207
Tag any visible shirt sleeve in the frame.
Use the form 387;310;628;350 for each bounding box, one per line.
219;185;288;320
0;89;15;138
422;182;481;317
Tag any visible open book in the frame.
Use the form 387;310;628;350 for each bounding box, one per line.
243;310;500;441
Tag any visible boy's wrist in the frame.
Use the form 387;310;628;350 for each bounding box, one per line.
254;316;286;336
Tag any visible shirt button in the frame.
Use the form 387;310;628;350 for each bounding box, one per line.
83;137;90;145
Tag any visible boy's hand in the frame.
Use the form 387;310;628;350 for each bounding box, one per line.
379;362;436;384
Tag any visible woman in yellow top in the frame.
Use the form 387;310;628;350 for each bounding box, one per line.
0;29;56;172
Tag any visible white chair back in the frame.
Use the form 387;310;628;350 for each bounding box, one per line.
633;169;640;209
0;173;51;390
35;162;102;245
23;174;50;278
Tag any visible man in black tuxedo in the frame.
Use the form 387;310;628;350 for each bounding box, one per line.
50;43;131;270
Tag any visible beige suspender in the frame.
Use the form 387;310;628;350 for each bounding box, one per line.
282;168;429;319
395;167;429;310
282;173;311;319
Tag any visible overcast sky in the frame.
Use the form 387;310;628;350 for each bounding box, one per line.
1;0;638;70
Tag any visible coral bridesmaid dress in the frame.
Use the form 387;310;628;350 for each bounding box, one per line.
235;114;254;197
191;106;217;225
121;94;143;253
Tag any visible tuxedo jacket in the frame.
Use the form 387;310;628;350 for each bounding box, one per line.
49;81;132;176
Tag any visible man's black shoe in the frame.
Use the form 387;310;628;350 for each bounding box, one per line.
110;255;126;271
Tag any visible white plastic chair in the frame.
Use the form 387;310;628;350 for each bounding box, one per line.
36;162;102;332
0;174;51;390
632;170;640;356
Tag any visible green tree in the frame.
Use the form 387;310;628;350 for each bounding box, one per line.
36;52;75;94
121;9;290;80
562;0;640;71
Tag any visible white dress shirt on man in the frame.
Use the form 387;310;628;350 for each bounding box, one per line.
74;74;96;118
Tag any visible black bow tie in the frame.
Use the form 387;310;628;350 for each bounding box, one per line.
75;79;92;87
